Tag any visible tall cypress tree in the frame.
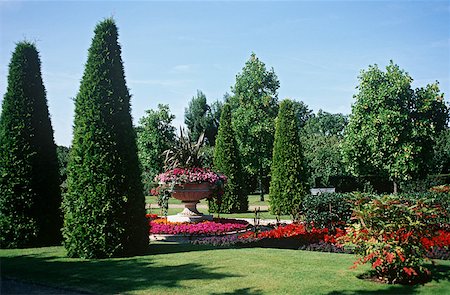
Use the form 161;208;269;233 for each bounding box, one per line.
209;103;247;213
63;19;148;258
0;42;61;248
269;99;309;216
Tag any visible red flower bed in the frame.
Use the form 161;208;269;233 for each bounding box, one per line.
148;217;249;235
239;223;329;245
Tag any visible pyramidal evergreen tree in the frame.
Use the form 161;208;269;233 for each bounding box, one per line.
63;18;148;258
269;99;309;216
0;42;61;248
209;103;247;213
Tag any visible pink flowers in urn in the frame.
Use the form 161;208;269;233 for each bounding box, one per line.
156;167;227;186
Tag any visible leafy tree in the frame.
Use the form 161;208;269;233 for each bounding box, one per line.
301;110;348;187
303;110;348;137
184;90;220;145
0;42;61;248
137;104;176;194
209;103;247;213
231;53;280;201
432;128;450;174
269;99;309;216
292;100;313;128
63;19;148;258
342;62;449;193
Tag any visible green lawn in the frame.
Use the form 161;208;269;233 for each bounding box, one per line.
146;207;291;220
1;244;449;294
145;194;269;207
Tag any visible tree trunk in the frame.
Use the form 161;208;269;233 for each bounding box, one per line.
259;163;264;202
393;181;398;194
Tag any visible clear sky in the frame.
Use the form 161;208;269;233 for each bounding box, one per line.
1;0;449;147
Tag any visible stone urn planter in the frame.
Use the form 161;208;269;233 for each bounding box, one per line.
168;182;214;222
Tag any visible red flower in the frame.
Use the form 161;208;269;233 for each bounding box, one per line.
372;258;382;269
403;267;418;277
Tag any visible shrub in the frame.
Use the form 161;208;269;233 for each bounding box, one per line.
63;19;148;258
209;103;247;213
269;99;309;216
302;193;352;229
0;42;61;248
342;194;443;284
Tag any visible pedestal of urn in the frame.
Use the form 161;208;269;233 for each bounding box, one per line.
167;182;213;223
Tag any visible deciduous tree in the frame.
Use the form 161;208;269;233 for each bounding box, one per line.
231;53;279;201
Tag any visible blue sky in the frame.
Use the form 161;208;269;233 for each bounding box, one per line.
1;0;449;147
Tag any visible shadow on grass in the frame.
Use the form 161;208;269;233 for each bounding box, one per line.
210;287;263;295
1;249;240;294
326;263;450;295
148;242;217;255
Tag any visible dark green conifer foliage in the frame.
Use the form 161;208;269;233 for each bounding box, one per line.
0;42;61;248
63;19;148;258
269;99;309;216
209;103;247;213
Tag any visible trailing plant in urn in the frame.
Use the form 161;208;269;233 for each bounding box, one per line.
154;129;226;220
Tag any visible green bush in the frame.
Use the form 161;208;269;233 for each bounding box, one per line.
269;99;309;216
0;42;61;248
302;193;352;229
209;103;247;213
63;19;148;258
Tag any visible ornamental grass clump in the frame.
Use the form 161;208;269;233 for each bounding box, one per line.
342;194;444;284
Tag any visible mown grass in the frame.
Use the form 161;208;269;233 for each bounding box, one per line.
1;244;449;294
146;207;291;220
145;194;269;207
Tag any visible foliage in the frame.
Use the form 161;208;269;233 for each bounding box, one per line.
292;100;313;128
302;193;352;229
230;53;279;199
342;194;443;284
163;128;205;170
0;42;61;248
303;110;348;137
301;110;347;187
269;99;309;216
62;18;148;258
343;62;449;191
137;104;176;194
432;128;450;174
209;103;247;213
184;90;221;145
56;145;70;193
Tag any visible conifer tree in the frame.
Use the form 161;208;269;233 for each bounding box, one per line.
63;19;148;258
269;99;309;216
0;42;61;248
209;103;247;213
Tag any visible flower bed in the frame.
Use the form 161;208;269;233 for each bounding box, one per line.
148;217;249;236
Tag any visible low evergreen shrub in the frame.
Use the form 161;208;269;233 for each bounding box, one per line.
302;193;352;229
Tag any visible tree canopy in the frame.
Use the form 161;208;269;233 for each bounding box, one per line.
230;53;280;200
137;104;176;193
342;61;449;192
